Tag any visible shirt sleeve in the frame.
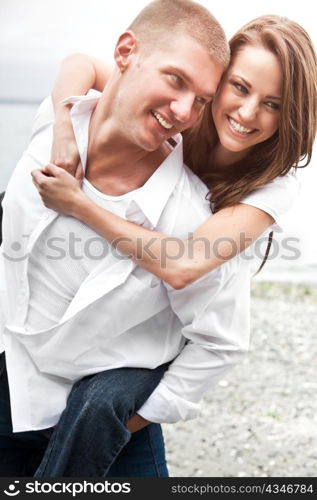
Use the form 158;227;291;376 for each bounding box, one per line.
240;172;300;232
137;257;250;423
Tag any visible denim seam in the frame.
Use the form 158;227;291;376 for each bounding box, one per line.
35;427;58;476
101;430;131;477
146;426;161;477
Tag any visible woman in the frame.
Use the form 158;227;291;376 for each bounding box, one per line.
32;16;317;476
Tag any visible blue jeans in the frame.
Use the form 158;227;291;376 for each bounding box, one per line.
0;354;49;476
107;423;168;477
0;352;169;477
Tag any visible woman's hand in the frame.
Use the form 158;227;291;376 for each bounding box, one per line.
126;414;151;433
50;103;84;181
31;163;85;216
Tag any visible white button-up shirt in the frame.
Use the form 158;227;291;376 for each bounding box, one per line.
0;94;296;432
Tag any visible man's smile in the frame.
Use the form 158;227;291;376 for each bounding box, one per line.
151;110;173;130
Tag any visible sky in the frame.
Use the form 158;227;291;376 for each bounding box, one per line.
0;0;316;269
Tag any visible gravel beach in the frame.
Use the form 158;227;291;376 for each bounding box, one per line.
163;281;317;477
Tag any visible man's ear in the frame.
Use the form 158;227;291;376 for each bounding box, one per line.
114;31;138;72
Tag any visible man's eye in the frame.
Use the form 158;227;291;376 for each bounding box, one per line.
169;74;182;86
195;96;206;105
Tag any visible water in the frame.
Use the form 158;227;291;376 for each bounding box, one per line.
0;101;316;284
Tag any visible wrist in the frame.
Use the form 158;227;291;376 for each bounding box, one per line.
126;413;151;433
72;191;91;220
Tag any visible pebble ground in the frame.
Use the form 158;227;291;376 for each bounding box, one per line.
163;282;317;477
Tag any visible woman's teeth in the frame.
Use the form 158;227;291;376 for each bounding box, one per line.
229;117;254;135
152;111;173;130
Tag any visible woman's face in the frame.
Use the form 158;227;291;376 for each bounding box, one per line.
212;44;282;156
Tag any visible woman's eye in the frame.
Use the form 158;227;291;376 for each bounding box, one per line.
265;101;280;111
233;82;248;94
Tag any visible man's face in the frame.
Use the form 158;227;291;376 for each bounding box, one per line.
113;33;224;152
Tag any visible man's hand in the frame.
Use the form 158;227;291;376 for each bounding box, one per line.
126;413;151;433
31;163;85;216
51;103;84;181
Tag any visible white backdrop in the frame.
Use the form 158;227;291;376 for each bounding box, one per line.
1;0;316;99
1;0;316;60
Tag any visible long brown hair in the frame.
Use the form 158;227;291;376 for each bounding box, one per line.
184;15;317;213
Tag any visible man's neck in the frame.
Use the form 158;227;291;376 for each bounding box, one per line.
84;95;171;196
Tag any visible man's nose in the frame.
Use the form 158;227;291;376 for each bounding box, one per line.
170;94;195;124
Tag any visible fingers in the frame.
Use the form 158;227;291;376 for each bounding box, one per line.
31;165;59;191
42;163;63;177
75;162;84;182
31;169;46;188
53;158;78;176
31;169;56;210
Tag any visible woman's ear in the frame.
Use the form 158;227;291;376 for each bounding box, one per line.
114;31;138;72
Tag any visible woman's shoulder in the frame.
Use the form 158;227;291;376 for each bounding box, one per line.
243;170;300;203
263;170;299;191
241;169;300;232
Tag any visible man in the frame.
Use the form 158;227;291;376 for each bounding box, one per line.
0;0;247;476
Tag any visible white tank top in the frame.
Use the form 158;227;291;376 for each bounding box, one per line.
25;179;138;331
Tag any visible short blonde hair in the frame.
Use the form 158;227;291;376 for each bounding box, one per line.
127;0;230;68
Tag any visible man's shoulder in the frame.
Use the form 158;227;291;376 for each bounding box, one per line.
176;162;210;212
4;97;54;209
182;163;209;195
30;96;55;139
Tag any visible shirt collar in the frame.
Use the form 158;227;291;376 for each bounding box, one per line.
63;93;184;228
126;135;183;228
62;92;100;169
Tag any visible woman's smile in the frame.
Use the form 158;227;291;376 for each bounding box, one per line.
226;115;257;137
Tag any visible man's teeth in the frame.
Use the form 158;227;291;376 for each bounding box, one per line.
229;117;253;134
153;111;173;130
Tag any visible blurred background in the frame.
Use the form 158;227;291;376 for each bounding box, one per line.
0;0;316;281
